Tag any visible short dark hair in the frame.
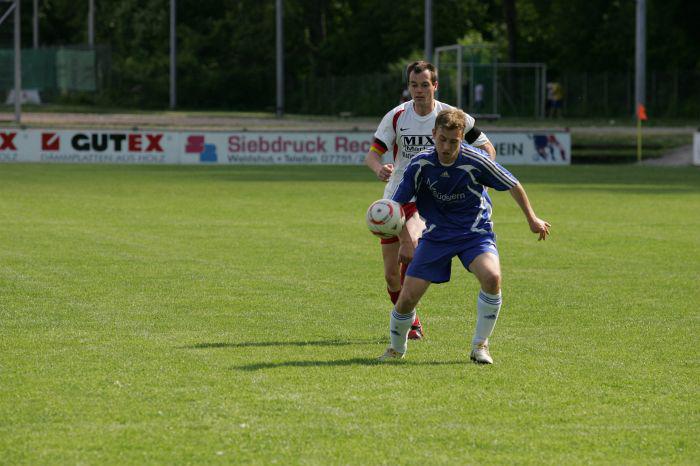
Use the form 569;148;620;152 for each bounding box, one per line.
406;61;437;84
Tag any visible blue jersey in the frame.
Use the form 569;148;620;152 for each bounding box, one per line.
392;143;519;242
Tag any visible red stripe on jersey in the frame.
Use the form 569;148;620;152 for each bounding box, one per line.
392;109;405;162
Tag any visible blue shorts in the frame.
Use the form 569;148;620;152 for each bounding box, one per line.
406;236;498;284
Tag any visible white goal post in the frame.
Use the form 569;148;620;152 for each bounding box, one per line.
434;43;547;119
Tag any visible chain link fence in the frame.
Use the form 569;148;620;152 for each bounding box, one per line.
292;69;699;119
1;46;698;119
559;69;700;119
0;45;110;104
285;73;402;117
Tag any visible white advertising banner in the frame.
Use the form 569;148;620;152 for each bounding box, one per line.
180;131;372;165
694;132;700;166
490;132;571;165
0;128;571;165
0;128;180;164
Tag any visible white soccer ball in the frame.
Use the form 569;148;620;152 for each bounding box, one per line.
366;199;405;239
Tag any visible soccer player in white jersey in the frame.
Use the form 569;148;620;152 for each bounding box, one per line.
365;60;497;340
378;108;551;364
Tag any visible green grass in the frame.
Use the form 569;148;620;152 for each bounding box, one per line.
0;164;698;465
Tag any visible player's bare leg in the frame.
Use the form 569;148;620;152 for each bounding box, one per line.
467;252;503;364
381;241;401;295
395;275;431;314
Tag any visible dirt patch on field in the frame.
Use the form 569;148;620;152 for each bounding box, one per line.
642;145;694;166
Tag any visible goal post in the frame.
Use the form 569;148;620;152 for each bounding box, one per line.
435;43;547;119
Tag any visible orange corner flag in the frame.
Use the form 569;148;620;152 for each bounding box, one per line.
637;103;648;121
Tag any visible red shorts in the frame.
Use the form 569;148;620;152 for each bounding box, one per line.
380;202;418;245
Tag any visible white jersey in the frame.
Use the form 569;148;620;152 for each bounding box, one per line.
372;100;489;199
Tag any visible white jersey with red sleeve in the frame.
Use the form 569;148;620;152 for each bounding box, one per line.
370;100;487;199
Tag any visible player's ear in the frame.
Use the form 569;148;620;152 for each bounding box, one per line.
434;80;439;90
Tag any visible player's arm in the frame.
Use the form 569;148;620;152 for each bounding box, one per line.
475;140;496;160
391;162;419;264
508;183;551;241
367;108;401;181
364;138;393;182
470;153;549;240
393;213;417;265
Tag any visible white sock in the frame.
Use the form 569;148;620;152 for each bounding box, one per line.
472;290;502;347
390;308;415;354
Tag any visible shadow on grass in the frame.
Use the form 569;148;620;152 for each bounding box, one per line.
185;338;472;370
183;339;469;370
232;358;467;371
182;338;381;350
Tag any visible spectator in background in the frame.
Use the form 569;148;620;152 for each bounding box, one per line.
546;81;563;118
473;82;485;114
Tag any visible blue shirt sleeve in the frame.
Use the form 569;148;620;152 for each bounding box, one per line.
462;145;519;191
391;160;419;204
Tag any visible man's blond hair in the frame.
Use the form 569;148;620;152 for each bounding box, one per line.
435;109;467;133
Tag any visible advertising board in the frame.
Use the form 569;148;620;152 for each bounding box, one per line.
0;129;571;166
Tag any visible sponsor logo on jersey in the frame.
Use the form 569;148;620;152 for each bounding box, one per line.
400;134;434;158
401;135;434;146
426;177;466;202
440;171;450;178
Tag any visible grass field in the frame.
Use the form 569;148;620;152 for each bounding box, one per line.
1;163;698;464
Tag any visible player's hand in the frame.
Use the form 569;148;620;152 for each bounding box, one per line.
398;239;415;264
376;164;394;182
529;217;551;241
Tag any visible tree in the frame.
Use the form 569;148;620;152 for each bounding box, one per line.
502;0;517;63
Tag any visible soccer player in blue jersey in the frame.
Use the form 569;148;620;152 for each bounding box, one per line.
378;108;551;364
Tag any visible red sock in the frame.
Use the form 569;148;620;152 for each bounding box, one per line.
412;315;421;327
387;288;401;305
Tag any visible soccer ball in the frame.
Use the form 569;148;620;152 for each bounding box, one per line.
366;199;405;239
